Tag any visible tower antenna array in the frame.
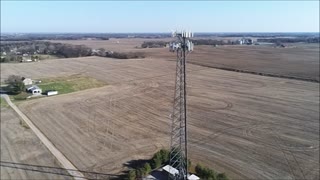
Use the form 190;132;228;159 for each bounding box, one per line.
169;30;194;180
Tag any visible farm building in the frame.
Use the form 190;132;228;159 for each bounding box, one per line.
21;59;33;63
236;38;253;45
22;77;33;85
280;44;286;48
188;174;200;180
162;165;199;180
26;85;42;95
162;165;179;179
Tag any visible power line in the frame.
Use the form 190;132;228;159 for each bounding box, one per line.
0;161;118;180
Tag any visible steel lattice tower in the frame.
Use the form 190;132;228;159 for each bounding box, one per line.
169;31;194;180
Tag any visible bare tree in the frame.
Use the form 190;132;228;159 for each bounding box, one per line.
5;75;25;93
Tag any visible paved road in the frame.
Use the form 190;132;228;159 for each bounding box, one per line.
1;94;86;180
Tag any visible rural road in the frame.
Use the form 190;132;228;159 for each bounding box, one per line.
1;94;86;180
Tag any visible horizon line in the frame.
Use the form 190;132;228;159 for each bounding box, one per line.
1;32;319;34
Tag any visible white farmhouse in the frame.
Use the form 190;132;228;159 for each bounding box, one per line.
22;77;33;85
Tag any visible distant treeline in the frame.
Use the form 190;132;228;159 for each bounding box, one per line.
1;37;109;41
93;48;145;59
141;41;168;48
126;149;229;180
257;37;320;43
1;41;91;58
1;35;109;41
193;39;234;45
199;32;319;38
1;41;145;63
0;33;172;41
140;39;239;47
2;32;318;41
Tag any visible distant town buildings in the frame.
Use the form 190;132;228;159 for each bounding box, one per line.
20;55;39;63
92;49;99;53
237;38;254;45
279;44;286;48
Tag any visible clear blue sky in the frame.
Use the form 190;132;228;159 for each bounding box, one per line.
1;1;319;33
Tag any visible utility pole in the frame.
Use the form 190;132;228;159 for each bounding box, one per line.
169;30;194;180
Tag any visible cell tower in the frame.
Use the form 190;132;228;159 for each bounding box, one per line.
169;30;194;180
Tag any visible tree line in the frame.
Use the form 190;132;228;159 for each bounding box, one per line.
92;48;145;59
128;149;170;180
140;39;243;48
0;33;172;41
127;149;228;180
257;37;320;44
141;41;168;48
1;41;145;63
1;41;91;58
195;164;228;180
192;39;237;46
4;75;25;94
1;34;110;41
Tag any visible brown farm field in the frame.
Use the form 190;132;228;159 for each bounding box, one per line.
0;107;70;180
49;39;320;82
49;38;174;52
1;56;319;179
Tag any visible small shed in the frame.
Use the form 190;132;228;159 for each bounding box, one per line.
22;77;33;85
188;174;200;180
162;165;179;178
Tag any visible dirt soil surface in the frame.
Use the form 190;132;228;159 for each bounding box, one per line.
2;57;318;180
49;38;174;52
0;107;70;180
49;39;319;82
140;44;320;82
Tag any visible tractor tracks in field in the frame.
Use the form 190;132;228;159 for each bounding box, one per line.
272;130;306;180
191;120;314;180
